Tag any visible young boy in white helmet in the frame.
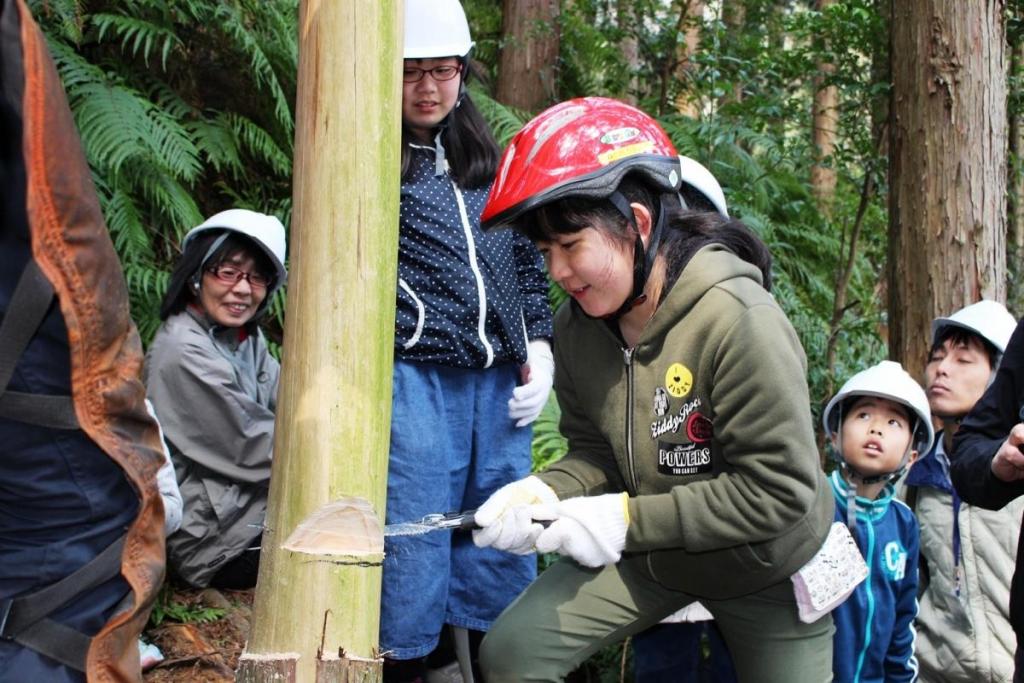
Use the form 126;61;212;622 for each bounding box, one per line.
823;360;934;682
902;300;1022;682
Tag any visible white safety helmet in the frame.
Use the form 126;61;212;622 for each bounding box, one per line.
823;360;935;477
183;209;288;297
931;300;1016;365
677;155;728;217
404;0;474;60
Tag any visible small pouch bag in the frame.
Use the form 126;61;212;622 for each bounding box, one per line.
790;521;868;623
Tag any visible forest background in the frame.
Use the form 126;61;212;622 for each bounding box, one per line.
28;0;1024;459
24;0;1024;678
33;0;1004;459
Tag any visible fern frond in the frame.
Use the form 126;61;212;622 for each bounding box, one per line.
27;0;85;44
45;39;106;90
90;13;182;70
105;186;155;262
214;3;294;136
472;88;530;146
73;83;154;174
126;161;204;237
188;116;244;177
226;113;292;177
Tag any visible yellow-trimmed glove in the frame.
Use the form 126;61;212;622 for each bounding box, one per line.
472;476;558;554
534;493;630;567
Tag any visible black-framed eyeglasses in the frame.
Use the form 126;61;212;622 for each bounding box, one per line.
207;264;271;289
403;64;462;84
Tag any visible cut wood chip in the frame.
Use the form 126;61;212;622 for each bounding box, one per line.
281;496;384;556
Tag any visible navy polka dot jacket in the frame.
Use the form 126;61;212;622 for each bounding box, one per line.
396;144;553;368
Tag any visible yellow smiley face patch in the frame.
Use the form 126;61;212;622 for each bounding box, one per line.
665;363;693;398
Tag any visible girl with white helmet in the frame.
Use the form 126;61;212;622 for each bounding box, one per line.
472;97;834;682
903;300;1021;683
382;1;554;679
822;360;934;682
144;208;286;590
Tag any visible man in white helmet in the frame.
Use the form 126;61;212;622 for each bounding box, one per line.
823;360;934;682
903;300;1022;682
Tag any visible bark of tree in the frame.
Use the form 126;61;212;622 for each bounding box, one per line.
497;0;560;110
1009;38;1024;314
811;0;838;211
671;0;705;118
888;0;1007;372
721;0;746;107
617;0;638;105
235;1;402;680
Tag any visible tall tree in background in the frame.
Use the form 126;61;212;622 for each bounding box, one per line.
811;0;838;210
1008;14;1024;313
889;1;1008;370
721;0;746;107
235;1;402;680
497;0;560;109
617;0;639;104
672;0;705;117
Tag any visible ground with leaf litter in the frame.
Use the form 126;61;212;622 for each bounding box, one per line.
143;585;254;682
139;584;625;681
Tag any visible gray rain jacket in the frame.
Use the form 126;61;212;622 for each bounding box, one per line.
144;308;278;586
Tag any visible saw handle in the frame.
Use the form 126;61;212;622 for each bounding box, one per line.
455;510;553;532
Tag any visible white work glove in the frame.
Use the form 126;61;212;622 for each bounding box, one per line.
534;493;630;568
472;476;558;554
508;340;554;427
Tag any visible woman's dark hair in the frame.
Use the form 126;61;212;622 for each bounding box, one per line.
160;231;275;321
523;176;773;297
400;60;500;189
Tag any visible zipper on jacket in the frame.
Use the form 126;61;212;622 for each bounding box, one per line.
623;347;639;494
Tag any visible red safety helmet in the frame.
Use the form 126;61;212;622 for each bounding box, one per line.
481;97;726;230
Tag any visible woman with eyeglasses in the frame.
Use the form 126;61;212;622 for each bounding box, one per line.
144;209;287;590
381;1;553;680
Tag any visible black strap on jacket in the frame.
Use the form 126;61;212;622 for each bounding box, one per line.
0;259;121;672
0;259;79;429
0;535;126;671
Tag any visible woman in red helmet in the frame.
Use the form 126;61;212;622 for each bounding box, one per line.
471;98;835;682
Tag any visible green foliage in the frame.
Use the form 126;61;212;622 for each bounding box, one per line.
148;583;227;628
29;0;298;346
531;396;569;472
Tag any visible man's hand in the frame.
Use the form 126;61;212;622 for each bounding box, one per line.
991;423;1024;483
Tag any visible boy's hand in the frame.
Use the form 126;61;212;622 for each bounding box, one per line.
992;423;1024;482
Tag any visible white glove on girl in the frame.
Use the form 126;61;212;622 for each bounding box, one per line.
508;340;554;427
534;493;630;568
472;476;558;554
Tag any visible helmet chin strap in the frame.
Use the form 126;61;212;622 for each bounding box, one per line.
597;191;677;322
431;57;469;177
835;406;919;528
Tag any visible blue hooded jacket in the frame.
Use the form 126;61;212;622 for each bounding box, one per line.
830;471;920;683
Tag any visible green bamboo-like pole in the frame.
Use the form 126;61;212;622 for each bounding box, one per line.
236;1;402;680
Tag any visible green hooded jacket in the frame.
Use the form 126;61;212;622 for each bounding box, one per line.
537;244;833;599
